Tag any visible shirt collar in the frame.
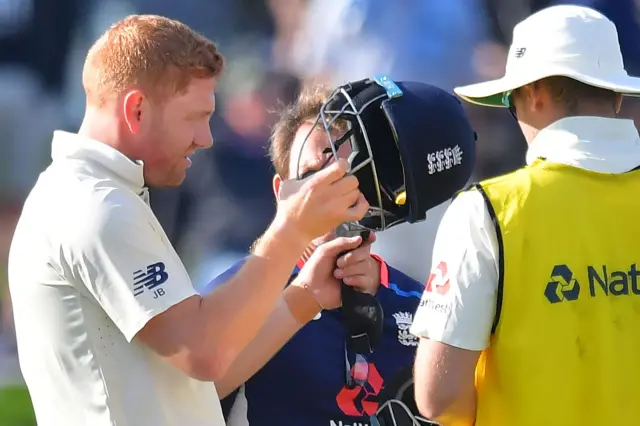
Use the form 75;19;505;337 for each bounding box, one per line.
51;130;145;190
525;117;640;173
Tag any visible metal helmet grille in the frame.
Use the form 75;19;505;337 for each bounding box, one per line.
294;75;404;231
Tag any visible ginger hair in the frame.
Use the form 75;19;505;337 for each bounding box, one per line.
82;15;225;106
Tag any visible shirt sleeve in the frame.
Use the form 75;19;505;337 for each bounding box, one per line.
68;196;198;342
409;189;499;351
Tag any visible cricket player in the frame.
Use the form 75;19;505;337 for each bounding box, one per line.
209;77;476;426
7;15;368;426
410;5;640;426
210;84;424;426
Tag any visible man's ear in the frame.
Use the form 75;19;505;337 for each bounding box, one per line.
123;90;145;134
273;174;282;201
523;83;544;113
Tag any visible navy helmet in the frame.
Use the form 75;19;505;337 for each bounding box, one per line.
297;75;477;231
296;75;478;367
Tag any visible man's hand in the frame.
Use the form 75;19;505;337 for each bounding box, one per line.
333;232;381;296
291;234;381;311
276;159;369;244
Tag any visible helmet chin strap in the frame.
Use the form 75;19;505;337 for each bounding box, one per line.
335;223;384;354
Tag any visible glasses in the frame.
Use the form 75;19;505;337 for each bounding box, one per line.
502;90;517;119
344;344;370;388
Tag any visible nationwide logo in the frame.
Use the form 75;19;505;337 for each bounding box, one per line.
544;264;580;304
336;363;383;417
545;263;640;303
587;263;640;297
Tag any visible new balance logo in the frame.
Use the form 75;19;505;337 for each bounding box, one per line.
514;47;526;58
133;262;169;298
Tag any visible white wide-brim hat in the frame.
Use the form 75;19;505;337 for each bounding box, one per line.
455;5;640;107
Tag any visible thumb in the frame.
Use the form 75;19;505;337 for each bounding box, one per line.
321;236;363;255
277;178;306;201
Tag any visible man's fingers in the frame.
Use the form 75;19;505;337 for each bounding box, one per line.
341;188;361;209
321;235;362;255
330;174;360;196
334;261;369;279
345;193;369;222
337;245;370;268
308;158;349;187
339;275;375;294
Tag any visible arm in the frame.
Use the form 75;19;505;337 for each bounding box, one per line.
136;219;308;382
215;292;309;397
409;190;499;425
71;160;366;383
210;235;381;397
138;160;367;381
72;194;307;382
414;340;480;426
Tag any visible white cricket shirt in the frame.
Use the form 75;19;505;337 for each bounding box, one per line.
410;117;640;350
8;131;224;426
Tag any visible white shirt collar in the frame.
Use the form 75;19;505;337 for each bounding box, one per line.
51;130;145;189
526;117;640;173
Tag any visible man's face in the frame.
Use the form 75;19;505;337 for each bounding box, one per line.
140;77;216;187
287;121;351;179
283;121;351;245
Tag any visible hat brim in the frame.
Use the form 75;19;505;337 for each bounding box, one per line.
454;67;640;107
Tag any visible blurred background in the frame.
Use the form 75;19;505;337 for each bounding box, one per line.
0;0;639;423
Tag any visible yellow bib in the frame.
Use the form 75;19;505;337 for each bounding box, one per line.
474;160;640;426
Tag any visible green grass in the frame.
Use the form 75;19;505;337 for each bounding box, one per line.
0;385;36;426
